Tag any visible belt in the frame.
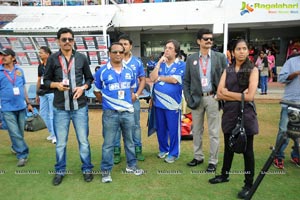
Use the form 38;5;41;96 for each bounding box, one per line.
202;92;214;97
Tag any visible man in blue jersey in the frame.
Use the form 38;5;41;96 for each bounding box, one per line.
184;29;227;172
94;42;144;183
0;48;33;167
149;39;185;163
113;34;146;164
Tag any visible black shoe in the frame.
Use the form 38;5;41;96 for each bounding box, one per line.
83;173;94;182
187;158;204;166
209;175;229;184
206;163;217;173
52;174;64;186
237;186;251;199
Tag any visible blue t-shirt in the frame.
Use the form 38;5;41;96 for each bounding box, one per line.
123;56;145;93
0;65;27;112
153;60;185;110
94;62;135;112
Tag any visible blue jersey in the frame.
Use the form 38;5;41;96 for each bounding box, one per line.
0;64;27;112
147;60;157;69
123;56;145;93
153;60;185;110
94;62;135;112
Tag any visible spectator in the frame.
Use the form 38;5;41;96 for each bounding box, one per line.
146;55;156;77
255;51;268;95
209;39;259;199
150;39;185;163
94;42;144;183
183;29;227;172
113;34;146;164
267;50;275;82
273;54;300;169
44;27;94;186
0;48;33;167
36;46;56;144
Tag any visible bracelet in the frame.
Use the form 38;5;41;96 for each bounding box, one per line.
134;93;139;99
81;86;86;91
157;76;161;82
27;102;31;106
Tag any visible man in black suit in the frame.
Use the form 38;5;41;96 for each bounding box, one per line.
183;28;227;172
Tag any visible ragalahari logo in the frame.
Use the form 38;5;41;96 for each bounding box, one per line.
240;2;254;15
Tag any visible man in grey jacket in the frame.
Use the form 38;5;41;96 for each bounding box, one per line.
183;28;227;172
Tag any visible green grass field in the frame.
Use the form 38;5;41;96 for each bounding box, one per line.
0;102;299;200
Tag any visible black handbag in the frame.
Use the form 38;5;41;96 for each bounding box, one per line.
228;93;247;154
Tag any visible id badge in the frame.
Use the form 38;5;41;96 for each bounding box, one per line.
40;76;44;85
118;90;125;99
201;78;208;87
13;87;20;96
62;79;69;87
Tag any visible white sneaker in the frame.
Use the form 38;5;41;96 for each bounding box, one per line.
46;136;53;141
52;137;57;144
102;172;112;183
126;166;144;176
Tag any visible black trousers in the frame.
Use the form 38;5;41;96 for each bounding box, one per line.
221;134;255;188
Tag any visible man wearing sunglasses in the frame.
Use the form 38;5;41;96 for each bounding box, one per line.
94;42;144;183
113;34;146;164
184;28;227;173
44;27;94;186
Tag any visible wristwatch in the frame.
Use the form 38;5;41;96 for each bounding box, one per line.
134;93;139;99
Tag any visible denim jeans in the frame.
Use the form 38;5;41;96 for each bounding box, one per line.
53;105;93;174
114;100;142;147
39;93;55;137
101;110;136;172
260;76;268;93
275;105;299;159
3;109;29;159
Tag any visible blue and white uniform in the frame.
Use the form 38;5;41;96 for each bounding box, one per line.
123;56;145;93
94;62;135;112
153;59;185;158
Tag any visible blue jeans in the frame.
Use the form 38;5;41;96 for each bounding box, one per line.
260;76;268;93
275;105;299;159
53;105;93;174
101;110;136;172
114;100;142;147
39;93;55;137
3;109;29;159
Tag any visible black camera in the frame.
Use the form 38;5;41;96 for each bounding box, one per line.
280;100;300;138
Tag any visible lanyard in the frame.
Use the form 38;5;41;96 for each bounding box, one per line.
199;56;209;76
59;55;74;75
3;69;17;86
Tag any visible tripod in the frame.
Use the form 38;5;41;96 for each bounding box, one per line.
245;101;300;200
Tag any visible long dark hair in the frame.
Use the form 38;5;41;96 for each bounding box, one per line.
231;39;254;87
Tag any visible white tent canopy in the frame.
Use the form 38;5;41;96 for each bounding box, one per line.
2;6;118;33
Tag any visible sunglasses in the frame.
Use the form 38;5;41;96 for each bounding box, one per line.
202;37;213;41
111;50;124;54
60;38;74;43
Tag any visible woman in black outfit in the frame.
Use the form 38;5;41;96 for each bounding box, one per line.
209;39;259;199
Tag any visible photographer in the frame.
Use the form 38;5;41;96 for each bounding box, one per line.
273;54;300;169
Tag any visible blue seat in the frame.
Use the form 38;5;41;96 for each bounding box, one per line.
27;84;37;100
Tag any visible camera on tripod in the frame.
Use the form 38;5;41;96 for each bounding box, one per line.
280;100;300;138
